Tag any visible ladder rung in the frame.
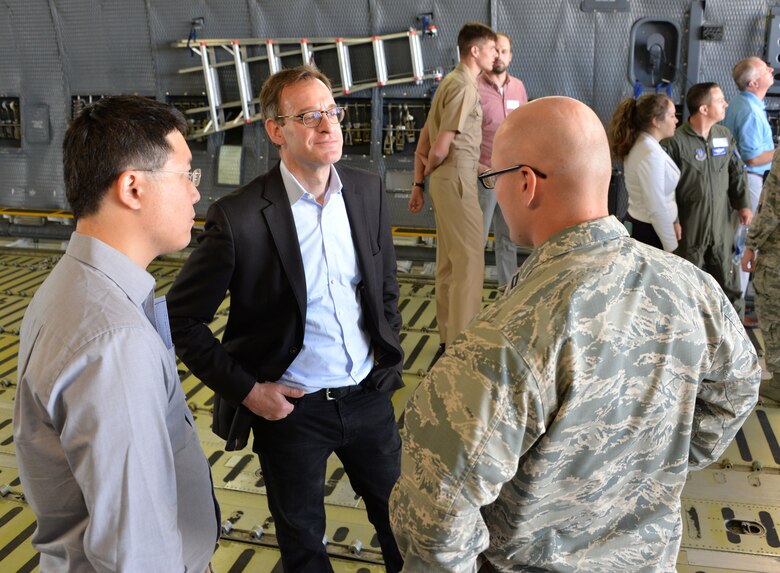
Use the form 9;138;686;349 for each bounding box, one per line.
175;28;435;138
335;38;353;94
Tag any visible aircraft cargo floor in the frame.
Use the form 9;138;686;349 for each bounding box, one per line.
0;247;777;572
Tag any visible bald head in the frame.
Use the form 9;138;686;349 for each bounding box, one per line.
495;96;611;186
492;97;611;246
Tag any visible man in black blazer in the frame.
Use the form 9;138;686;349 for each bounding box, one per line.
167;65;404;573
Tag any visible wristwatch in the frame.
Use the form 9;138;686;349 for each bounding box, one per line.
413;181;425;190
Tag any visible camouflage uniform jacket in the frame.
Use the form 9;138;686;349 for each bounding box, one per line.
390;216;760;573
747;148;780;255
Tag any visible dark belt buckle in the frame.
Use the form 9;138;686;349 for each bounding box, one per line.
325;388;337;400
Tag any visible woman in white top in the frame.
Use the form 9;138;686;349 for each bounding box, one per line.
608;94;681;251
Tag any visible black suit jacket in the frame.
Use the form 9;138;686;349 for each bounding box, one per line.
167;163;404;450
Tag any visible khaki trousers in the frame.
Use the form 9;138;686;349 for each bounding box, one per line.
429;163;485;345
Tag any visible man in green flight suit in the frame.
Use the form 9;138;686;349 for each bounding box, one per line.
662;82;752;315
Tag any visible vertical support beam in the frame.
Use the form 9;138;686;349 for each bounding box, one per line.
765;8;780;96
199;43;223;133
371;86;383;165
684;0;705;121
336;38;353;94
372;36;388;86
408;29;424;84
232;42;255;121
266;40;280;75
300;38;312;65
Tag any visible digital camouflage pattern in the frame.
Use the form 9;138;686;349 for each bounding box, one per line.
390;216;760;573
747;149;780;374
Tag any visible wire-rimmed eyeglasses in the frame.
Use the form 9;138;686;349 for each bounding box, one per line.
276;106;346;128
139;168;202;187
478;164;547;190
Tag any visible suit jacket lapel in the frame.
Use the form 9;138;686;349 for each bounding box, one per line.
260;165;307;321
341;169;374;293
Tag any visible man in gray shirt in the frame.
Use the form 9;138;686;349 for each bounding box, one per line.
13;96;219;572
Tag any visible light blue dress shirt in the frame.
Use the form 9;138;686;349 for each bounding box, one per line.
722;90;774;175
278;161;374;392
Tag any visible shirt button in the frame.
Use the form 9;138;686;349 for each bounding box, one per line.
288;346;298;355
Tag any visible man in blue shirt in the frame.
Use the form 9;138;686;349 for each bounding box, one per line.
167;66;404;573
723;57;776;299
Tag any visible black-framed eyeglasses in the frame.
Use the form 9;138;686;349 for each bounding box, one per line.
478;164;547;189
276;106;346;128
139;168;202;187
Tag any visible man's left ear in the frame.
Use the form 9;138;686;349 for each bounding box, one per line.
115;170;143;211
521;168;540;209
265;118;286;148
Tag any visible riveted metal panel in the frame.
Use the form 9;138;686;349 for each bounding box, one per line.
148;1;254;97
0;1;68;211
51;1;156;95
700;1;774;106
6;0;780;216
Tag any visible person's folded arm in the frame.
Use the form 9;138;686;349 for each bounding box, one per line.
390;322;545;572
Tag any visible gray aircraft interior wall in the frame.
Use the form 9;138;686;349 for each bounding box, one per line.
0;0;778;230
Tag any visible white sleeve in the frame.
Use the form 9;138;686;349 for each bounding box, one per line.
635;148;679;251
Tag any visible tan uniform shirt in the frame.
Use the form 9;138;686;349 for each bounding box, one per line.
427;62;482;165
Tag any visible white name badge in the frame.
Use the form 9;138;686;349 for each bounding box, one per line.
712;137;729;148
506;99;520;110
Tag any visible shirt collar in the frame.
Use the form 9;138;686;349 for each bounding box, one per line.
639;131;662;148
680;121;710;141
516;216;629;281
740;90;765;109
479;72;513;89
456;62;479;88
279;160;343;206
65;232;155;307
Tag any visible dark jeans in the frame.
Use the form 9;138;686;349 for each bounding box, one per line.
626;213;663;250
252;387;403;573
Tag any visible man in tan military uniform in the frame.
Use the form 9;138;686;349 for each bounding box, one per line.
391;97;760;572
408;22;497;351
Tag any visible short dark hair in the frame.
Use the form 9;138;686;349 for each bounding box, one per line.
685;82;719;116
63;96;187;219
259;65;333;122
457;22;497;58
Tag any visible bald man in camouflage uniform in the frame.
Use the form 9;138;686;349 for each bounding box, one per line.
742;147;780;403
390;97;760;572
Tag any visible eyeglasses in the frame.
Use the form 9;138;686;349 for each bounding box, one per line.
139;168;201;187
478;164;547;189
276;106;346;128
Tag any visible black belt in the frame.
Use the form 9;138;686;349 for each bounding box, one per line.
297;384;363;402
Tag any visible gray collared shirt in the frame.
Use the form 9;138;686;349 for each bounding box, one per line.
14;232;219;572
